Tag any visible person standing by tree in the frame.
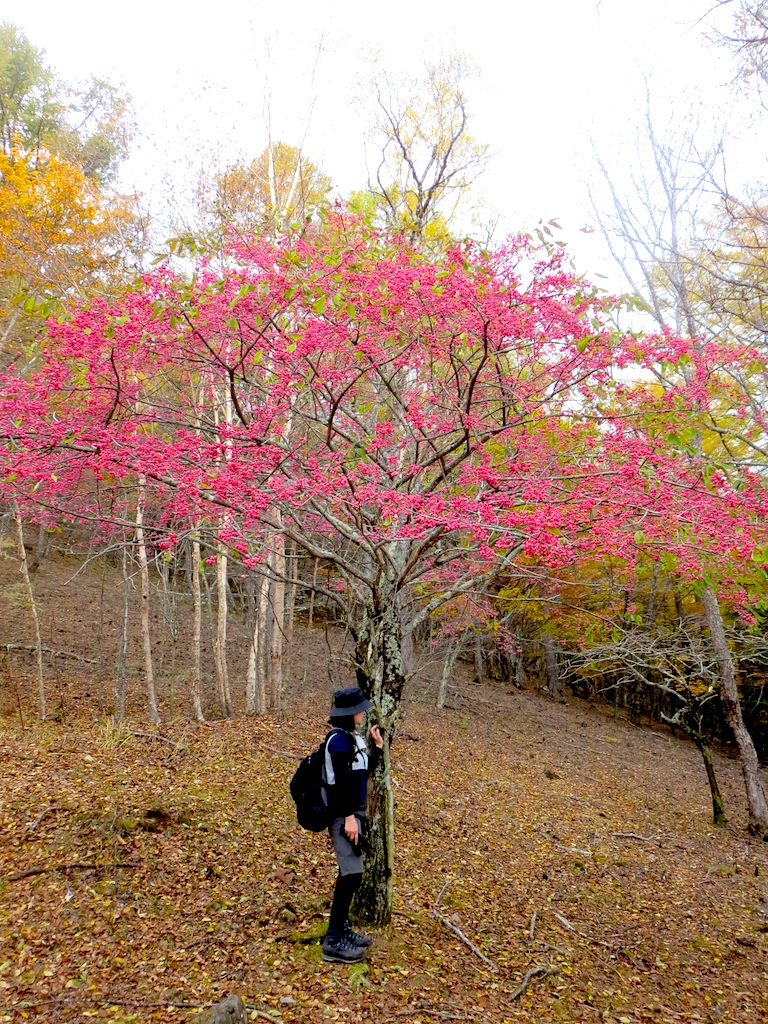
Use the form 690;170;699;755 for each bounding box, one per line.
322;686;384;963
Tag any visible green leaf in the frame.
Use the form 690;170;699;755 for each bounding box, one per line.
348;961;369;992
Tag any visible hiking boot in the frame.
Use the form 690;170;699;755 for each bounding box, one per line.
344;921;373;948
321;933;367;963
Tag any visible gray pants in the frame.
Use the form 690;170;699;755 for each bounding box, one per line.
329;815;365;876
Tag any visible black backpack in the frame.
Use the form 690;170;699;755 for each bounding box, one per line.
290;728;346;832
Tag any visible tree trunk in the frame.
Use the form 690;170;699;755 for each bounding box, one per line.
473;631;484;686
12;502;45;721
437;632;464;710
114;541;130;722
702;586;768;836
214;539;233;717
159;553;178;715
543;635;562;698
269;523;286;713
245;572;267;715
694;734;727;828
189;528;205;722
352;589;404;927
135;478;160;724
212;383;234;718
352;734;394;929
308;557;319;628
29;522;48;573
284;541;298;683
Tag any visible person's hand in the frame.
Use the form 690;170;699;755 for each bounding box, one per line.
344;814;359;844
370;724;384;750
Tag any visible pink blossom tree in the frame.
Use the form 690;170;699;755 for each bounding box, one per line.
4;219;768;918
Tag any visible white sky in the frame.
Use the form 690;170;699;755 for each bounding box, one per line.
5;0;761;282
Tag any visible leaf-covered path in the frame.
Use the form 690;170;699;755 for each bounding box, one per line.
2;683;767;1023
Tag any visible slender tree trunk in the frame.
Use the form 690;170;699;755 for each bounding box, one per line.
514;643;527;689
12;502;45;721
114;541;130;722
474;632;484;685
29;522;48;573
257;571;269;708
212;384;234;718
308;557;319;628
135;477;160;724
284;541;298;683
246;573;267;715
269;522;286;713
645;563;660;626
190;527;205;722
437;632;464;710
214;539;233;717
694;735;727;828
169;567;177;716
543;635;563;698
702;586;768;836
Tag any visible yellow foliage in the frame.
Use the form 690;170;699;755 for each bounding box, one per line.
211;142;331;237
0;146;138;359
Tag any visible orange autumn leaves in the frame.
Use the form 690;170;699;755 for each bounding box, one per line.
0;145;138;361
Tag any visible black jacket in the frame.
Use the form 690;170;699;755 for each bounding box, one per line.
324;727;381;819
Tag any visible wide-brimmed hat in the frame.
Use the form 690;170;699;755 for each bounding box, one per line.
329;685;373;717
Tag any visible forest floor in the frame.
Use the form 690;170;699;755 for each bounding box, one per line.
2;679;768;1024
1;551;768;1022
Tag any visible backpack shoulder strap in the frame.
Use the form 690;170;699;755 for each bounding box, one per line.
323;728;355;785
324;727;351;750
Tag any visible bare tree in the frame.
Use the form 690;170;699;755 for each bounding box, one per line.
362;54;490;245
589;87;724;338
590;92;768;835
566;616;735;827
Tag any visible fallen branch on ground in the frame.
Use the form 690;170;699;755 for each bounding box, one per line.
510;965;559;1001
611;831;665;842
432;879;451;913
131;731;182;749
263;746;302;761
554;911;613;949
382;999;469;1020
0;996;208;1011
539;941;570;956
385;1012;466;1021
7;862;136;882
555;842;593;857
434;912;497;970
529;910;538;940
23;805;62;835
4;643;97;664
